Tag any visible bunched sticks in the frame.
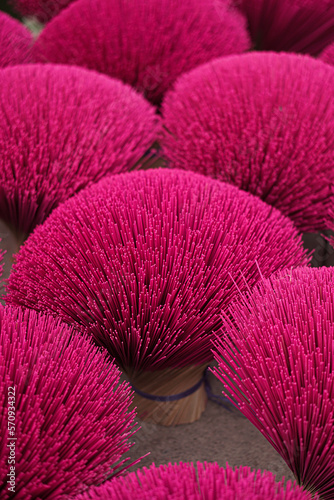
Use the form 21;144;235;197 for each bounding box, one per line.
31;0;250;104
0;307;138;498
213;267;334;499
6;169;309;424
73;462;316;500
162;52;334;232
0;12;31;68
0;64;158;240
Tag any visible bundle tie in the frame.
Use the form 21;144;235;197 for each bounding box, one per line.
131;368;242;415
130;376;204;402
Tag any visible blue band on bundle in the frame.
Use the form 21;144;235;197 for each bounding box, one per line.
131;368;243;415
131;375;205;402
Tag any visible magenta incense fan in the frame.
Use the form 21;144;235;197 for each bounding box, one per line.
0;63;158;244
11;0;76;22
0;12;32;68
31;0;250;104
213;267;334;500
320;42;334;66
162;52;334;232
6;169;309;425
0;306;138;499
73;462;315;500
236;0;334;54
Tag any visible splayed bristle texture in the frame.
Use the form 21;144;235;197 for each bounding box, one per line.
0;306;137;499
213;266;334;500
162;52;334;232
11;0;75;22
0;64;159;236
235;0;334;54
6;169;309;372
31;0;250;104
320;42;334;66
0;12;32;68
73;462;315;499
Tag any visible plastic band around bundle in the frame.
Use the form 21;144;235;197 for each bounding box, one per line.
131;368;243;415
131;375;205;402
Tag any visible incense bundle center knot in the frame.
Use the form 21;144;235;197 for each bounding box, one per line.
131;375;205;402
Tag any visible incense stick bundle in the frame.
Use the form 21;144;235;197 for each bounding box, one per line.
236;0;334;54
320;42;334;65
0;306;138;498
12;0;75;22
0;12;32;68
162;52;334;232
31;0;250;104
213;267;334;499
6;169;309;425
73;462;315;499
0;64;158;242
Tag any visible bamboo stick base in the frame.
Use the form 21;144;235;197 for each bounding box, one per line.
127;364;208;426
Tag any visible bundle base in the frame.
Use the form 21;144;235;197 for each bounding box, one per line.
128;364;208;426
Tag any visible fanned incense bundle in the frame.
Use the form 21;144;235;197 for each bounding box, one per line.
6;169;309;425
0;64;158;241
235;0;334;54
73;462;315;500
0;306;138;499
31;0;250;104
320;42;334;65
162;52;334;232
213;267;334;500
0;12;32;67
11;0;75;22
